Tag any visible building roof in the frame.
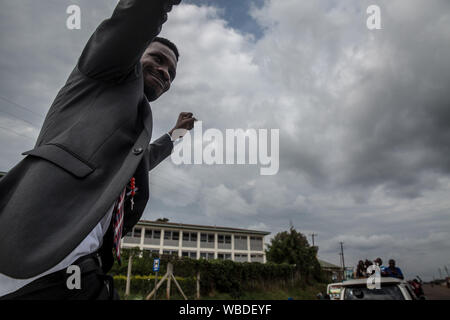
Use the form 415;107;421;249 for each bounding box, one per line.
137;219;271;236
319;259;342;269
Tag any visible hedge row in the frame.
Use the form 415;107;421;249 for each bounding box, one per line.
111;249;305;298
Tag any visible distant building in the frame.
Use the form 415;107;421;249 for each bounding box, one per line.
121;220;270;263
319;259;344;281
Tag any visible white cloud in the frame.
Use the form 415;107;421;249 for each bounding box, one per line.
247;222;269;231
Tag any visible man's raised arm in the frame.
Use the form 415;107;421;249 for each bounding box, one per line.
148;113;197;171
78;0;181;82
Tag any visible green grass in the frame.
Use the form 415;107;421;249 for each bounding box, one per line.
121;293;145;300
202;283;327;300
119;282;327;300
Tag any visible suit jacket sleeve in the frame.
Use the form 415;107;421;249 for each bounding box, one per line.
77;0;169;82
148;133;173;171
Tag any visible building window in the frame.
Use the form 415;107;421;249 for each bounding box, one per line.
144;228;161;240
183;232;197;242
123;228;142;244
235;253;248;262
218;234;231;244
218;253;232;260
182;251;197;259
234;235;248;250
251;254;264;262
164;230;180;241
133;227;141;238
250;236;263;251
200;252;214;260
200;233;215;243
163;250;178;256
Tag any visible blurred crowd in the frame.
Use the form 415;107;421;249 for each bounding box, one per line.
355;258;404;279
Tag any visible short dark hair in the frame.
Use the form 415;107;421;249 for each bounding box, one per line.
151;37;179;61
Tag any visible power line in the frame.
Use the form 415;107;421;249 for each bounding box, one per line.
0;94;44;119
0;125;35;140
0;93;44;131
0;109;40;128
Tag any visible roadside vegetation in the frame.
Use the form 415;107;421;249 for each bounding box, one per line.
113;228;328;300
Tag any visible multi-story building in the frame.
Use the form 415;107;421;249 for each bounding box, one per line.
121;220;270;263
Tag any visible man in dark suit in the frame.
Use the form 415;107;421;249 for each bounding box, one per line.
0;0;195;299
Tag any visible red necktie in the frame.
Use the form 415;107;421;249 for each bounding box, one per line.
112;188;126;264
112;177;136;264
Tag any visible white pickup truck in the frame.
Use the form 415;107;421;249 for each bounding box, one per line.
325;277;419;300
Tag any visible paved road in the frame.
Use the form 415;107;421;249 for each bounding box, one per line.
422;284;450;300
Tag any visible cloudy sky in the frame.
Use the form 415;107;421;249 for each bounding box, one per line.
1;0;449;281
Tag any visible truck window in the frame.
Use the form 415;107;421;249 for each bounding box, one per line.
344;285;405;300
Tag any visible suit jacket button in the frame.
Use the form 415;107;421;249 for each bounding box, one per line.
133;147;143;155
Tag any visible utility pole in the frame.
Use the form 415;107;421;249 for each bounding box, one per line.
125;254;133;298
310;233;317;247
340;242;346;280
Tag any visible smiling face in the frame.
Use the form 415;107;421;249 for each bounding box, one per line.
140;41;178;102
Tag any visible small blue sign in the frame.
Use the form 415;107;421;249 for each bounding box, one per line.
153;258;160;272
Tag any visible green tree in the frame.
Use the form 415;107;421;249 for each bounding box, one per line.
266;227;322;282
